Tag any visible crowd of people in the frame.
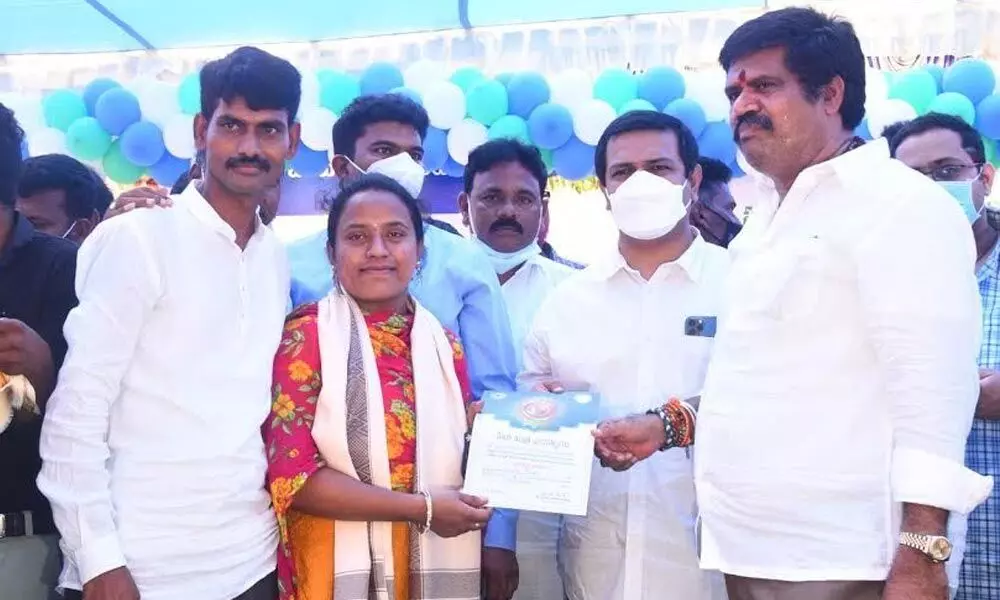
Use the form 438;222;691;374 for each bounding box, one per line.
0;6;997;600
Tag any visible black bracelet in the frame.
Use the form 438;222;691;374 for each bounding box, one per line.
645;406;676;452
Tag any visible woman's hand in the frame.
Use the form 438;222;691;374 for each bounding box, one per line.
428;489;491;538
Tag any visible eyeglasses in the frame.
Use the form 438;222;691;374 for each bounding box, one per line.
916;163;985;183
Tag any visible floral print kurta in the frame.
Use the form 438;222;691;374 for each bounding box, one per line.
265;303;472;600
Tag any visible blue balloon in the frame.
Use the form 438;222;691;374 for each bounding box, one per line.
552;137;595;181
638;66;686;110
495;73;514;87
83;78;121;116
441;157;464;178
95;88;142;136
389;87;423;105
528;103;574;150
506;72;551;119
148;153;190;187
699;122;737;166
854;117;873;141
19;138;28;159
924;64;945;93
728;158;745;178
943;59;997;106
976;94;1000;140
291;147;329;177
361;62;404;96
664;98;707;138
120;121;166;167
423;127;449;172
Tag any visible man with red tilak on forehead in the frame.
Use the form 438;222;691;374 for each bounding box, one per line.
593;7;992;600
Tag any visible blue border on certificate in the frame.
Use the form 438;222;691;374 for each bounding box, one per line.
482;390;600;431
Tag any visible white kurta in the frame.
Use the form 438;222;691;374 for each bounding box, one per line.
520;234;729;600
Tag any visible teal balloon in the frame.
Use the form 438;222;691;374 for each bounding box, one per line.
102;141;146;184
593;68;638;112
889;70;938;114
42;90;87;132
488;115;530;143
927;92;977;126
540;148;554;174
317;69;360;114
450;67;486;93
619;99;656;115
178;73;201;115
66;117;112;160
466;80;508;126
985;136;999;168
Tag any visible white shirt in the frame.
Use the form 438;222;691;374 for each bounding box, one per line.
38;185;289;599
696;138;994;582
521;234;728;600
502;254;575;364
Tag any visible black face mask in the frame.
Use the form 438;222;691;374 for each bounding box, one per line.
699;204;744;248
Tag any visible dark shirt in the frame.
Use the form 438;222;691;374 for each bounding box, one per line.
0;211;77;533
540;241;585;270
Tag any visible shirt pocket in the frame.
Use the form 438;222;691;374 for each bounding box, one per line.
727;238;832;324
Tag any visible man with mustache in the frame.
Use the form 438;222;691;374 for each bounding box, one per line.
38;46;301;600
16;154;113;244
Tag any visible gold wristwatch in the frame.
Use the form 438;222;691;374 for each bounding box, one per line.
899;532;952;563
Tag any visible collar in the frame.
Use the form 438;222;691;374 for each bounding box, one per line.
588;229;708;284
0;211;36;268
755;137;884;203
176;183;265;245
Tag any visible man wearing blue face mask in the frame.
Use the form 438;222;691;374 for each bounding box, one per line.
892;113;999;599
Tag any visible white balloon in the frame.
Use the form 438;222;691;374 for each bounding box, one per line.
685;69;730;122
865;69;889;102
28;127;67;156
423;82;466;130
865;99;917;137
404;60;447;96
550;69;593;113
299;107;337;151
135;80;181;129
163;114;196;159
446;118;488;166
572;99;617;146
299;69;320;116
0;93;45;133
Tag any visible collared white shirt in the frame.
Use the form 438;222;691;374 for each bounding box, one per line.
697;139;994;582
38;185;289;599
502;254;575;365
520;234;728;600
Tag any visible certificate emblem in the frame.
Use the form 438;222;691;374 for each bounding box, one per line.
517;396;559;428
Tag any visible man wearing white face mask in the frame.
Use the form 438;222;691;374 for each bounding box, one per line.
520;111;728;600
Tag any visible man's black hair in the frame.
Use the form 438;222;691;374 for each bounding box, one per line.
594;110;699;185
0;103;25;208
698;157;733;189
18;154;114;218
719;7;866;130
200;46;301;124
879;121;909;144
463;138;548;195
332;94;429;160
888;113;986;164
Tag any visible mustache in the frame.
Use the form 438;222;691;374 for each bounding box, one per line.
489;218;523;234
733;112;774;142
226;155;270;171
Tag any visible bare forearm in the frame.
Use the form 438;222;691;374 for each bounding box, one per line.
901;503;948;536
292;467;425;524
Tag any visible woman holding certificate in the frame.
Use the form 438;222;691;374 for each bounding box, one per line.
264;174;490;600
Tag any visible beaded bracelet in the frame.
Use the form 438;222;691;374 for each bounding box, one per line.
417;490;433;534
646;397;696;452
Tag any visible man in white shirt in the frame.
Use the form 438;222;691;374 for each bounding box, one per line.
521;110;728;600
37;46;302;600
458;138;575;600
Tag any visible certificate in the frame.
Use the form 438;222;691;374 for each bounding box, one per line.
462;390;599;516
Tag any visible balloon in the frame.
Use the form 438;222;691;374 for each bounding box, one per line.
527;103;574;150
943;59;996;106
865;99;917;137
506;72;550;119
95;88;142;135
572;99;616;146
66;117;112;161
120;121;166;167
927;92;976;126
540;148;554;174
466;80;508;126
83;78;120;116
664;98;708;138
291;147;329;177
854;117;873;141
299;107;337;151
27;128;67;156
593;68;638;112
20;138;28;159
889;70;938;114
389;87;423;105
42;90;87;132
865;69;889;102
317;69;360;114
446;118;488;166
728;158;745;179
404;60;446;96
178;73;201;116
102;141;146;184
976;95;1000;140
684;69;729;122
450;67;486;93
361;62;404;96
488;115;530;143
441;157;465;178
638;66;686;110
423;127;449;172
134;80;180;128
163;114;196;159
495;73;514;87
924;64;945;93
423;82;466;130
699;121;737;166
148;152;189;187
619;99;656;115
550;69;592;113
552;137;595;181
984;135;998;166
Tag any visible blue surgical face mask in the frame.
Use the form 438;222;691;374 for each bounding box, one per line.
938;180;983;224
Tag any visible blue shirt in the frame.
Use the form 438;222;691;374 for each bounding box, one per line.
287;224;520;550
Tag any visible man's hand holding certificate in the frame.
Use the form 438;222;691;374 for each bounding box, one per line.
462;390;599;516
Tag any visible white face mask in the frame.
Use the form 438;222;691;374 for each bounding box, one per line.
355;152;426;199
608;170;690;240
469;217;543;275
